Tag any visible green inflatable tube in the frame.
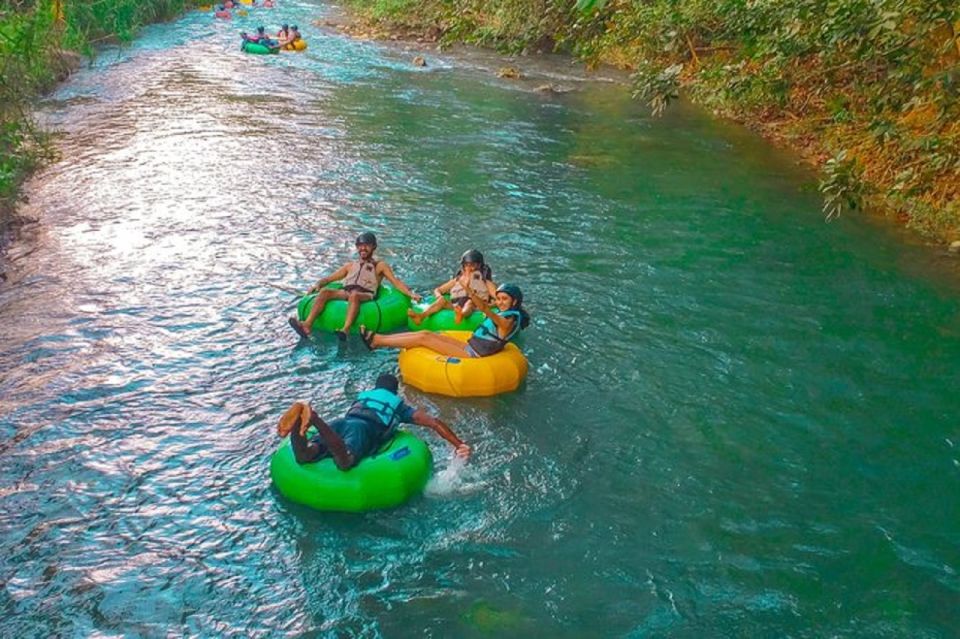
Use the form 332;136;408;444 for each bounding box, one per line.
296;283;411;334
270;430;432;512
406;294;485;332
241;41;278;55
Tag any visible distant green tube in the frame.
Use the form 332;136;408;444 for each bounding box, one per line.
406;294;485;332
270;430;433;512
241;41;278;55
296;283;411;334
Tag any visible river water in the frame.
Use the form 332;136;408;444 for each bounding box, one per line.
2;1;959;636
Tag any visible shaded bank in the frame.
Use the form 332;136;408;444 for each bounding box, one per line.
336;0;960;244
0;0;197;249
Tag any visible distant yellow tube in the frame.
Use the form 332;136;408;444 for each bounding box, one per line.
398;331;528;397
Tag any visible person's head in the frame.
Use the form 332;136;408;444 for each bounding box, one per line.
460;249;484;272
281;23;289;30
374;373;399;394
495;283;522;311
291;24;299;32
355;231;377;259
256;25;265;34
495;283;531;329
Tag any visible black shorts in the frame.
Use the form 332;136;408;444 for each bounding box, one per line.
343;285;376;298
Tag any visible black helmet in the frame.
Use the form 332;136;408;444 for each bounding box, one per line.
282;23;289;29
256;26;265;33
375;373;399;394
460;249;484;266
355;232;377;247
291;24;299;30
496;283;523;307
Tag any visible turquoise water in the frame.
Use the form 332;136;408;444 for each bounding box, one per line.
2;2;960;636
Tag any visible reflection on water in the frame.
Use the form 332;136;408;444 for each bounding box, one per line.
1;0;959;636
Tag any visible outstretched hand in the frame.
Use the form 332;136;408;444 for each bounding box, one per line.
454;444;471;460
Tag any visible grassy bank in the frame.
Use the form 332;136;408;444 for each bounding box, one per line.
338;0;960;243
0;0;196;241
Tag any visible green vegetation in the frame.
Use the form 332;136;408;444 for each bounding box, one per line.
0;0;195;232
341;0;960;241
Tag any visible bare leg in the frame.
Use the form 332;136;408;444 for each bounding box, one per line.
407;296;447;325
455;300;474;324
340;291;373;334
290;426;324;464
302;289;348;334
365;327;473;358
280;401;324;464
307;410;356;470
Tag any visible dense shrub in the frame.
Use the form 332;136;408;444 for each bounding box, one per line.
343;0;960;239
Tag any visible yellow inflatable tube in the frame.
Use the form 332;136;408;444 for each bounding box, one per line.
398;331;528;397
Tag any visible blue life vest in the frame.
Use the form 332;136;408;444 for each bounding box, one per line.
471;309;521;347
351;388;404;433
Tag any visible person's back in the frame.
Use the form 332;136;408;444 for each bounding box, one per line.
276;373;469;470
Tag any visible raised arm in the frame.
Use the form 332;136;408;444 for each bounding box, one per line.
379;262;422;301
465;287;514;333
411;409;470;459
307;262;350;294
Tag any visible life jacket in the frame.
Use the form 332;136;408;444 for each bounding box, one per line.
347;388;404;437
450;271;492;303
467;309;521;355
343;258;379;294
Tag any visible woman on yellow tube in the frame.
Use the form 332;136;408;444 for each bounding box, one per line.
360;284;530;397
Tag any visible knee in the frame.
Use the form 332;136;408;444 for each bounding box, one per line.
348;292;363;302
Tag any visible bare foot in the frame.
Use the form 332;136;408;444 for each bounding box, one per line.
277;401;308;437
407;309;423;326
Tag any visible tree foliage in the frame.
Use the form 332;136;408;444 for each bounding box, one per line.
345;0;960;238
0;0;194;221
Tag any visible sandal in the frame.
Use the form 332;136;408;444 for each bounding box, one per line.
359;326;376;351
288;317;310;340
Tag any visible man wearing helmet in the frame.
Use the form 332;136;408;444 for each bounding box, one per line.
407;249;497;326
290;232;421;340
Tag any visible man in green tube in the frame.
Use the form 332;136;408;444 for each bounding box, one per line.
289;231;422;340
276;373;470;470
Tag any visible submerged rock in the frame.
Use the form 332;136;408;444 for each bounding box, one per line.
412;55;426;67
497;66;521;79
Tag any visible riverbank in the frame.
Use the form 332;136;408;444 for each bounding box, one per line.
0;0;198;255
331;0;960;247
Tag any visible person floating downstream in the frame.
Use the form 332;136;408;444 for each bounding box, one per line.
289;232;421;340
241;25;279;49
361;283;530;357
276;373;470;469
407;249;498;326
